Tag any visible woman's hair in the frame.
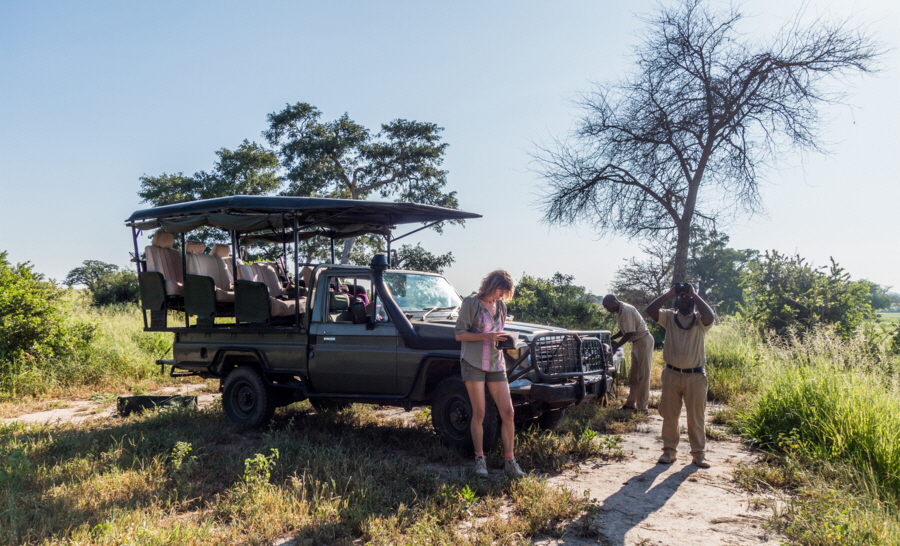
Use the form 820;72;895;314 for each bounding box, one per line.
476;270;515;301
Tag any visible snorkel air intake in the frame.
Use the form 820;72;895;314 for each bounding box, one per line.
370;254;460;351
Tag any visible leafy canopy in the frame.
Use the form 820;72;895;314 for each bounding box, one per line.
609;229;757;315
508;273;613;331
65;260;138;306
390;244;455;275
741;251;874;338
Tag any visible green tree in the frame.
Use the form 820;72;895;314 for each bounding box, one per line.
687;230;758;315
390;244;455;274
508;273;614;331
264;102;459;263
608;229;756;315
138;140;281;246
64;260;118;292
139;140;281;206
741;251;874;337
535;0;881;283
0;252;94;365
857;280;893;311
65;260;138;306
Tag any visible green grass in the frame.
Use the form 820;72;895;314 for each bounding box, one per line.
703;320;900;546
878;311;900;324
0;294;183;402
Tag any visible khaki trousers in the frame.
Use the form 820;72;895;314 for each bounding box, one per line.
659;366;707;458
624;333;654;411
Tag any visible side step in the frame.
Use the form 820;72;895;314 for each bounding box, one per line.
157;359;210;377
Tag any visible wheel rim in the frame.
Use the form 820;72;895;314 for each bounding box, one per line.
445;395;471;437
232;380;256;418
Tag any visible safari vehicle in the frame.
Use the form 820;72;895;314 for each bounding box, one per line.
127;196;614;449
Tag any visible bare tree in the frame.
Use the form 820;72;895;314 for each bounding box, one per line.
608;239;674;313
535;0;881;282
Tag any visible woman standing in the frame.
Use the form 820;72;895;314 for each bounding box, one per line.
454;270;525;477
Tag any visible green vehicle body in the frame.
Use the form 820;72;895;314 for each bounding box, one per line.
127;196;614;449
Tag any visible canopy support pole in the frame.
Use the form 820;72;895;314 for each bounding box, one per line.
330;237;335;264
132;227;147;329
293;217;300;329
386;235;392;267
390;220;443;243
181;233;188;328
231;231;239;326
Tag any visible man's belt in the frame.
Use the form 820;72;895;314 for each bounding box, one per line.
665;363;705;374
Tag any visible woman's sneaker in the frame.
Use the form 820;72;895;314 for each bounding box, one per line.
504;457;525;477
474;455;489;477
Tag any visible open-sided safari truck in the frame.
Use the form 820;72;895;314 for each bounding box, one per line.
127;196;614;449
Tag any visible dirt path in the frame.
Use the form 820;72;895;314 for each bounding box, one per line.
6;391;782;546
538;410;781;545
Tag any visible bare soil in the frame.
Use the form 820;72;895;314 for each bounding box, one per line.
536;409;782;545
5;387;783;546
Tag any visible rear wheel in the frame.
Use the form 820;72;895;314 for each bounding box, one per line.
431;377;498;452
222;366;276;428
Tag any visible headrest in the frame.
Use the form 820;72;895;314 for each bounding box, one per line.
237;264;257;282
330;292;350;311
352;285;367;296
211;244;230;257
151;231;174;248
186;241;206;254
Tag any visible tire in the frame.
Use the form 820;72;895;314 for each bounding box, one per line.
537;408;566;431
431;377;499;452
310;399;351;413
222;366;277;428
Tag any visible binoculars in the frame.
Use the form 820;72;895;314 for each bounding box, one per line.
673;282;693;294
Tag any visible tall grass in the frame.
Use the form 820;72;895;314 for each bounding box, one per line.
704;320;900;545
0;293;176;400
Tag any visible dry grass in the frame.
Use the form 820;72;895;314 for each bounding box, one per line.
0;399;634;545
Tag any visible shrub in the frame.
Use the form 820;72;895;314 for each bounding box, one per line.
0;251;95;365
741;251;874;338
508;273;614;331
91;269;139;306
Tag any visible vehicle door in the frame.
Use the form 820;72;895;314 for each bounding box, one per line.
308;273;400;394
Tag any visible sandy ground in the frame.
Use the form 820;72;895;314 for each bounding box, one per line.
536;411;781;545
6;389;782;546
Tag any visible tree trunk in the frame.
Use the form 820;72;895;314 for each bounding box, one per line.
339;237;355;264
671;222;690;283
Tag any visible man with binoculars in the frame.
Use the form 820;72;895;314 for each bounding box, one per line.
647;282;715;468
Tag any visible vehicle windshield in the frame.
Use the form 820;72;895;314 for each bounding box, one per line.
383;273;461;312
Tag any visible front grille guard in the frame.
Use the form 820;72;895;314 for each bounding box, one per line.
507;330;613;382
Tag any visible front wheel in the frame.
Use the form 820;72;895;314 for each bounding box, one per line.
222;366;276;428
537;408;567;431
431;377;498;452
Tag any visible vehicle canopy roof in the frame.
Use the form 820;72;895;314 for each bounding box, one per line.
126;195;481;238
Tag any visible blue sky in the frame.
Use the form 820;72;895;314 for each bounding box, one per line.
1;0;898;296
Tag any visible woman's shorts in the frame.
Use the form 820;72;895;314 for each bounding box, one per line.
460;361;507;383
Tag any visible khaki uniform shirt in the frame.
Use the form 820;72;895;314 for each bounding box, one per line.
658;309;713;368
454;295;506;372
617;302;650;341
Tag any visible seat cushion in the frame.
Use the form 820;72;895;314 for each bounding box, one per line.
271;296;306;317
